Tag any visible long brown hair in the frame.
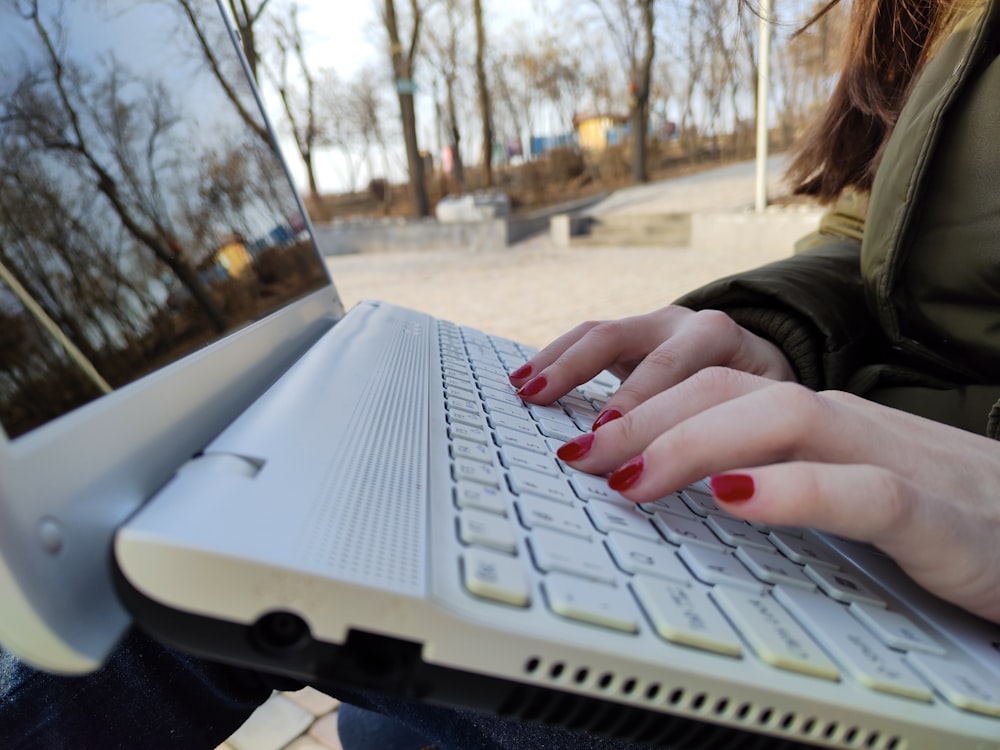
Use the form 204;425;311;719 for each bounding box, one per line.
785;0;963;202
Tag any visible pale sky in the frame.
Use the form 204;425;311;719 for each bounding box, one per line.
297;0;543;79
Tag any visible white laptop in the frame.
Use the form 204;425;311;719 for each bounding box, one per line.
2;2;999;748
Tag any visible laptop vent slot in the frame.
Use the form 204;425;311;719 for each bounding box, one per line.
520;657;905;750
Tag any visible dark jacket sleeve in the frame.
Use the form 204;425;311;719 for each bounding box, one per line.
674;236;880;391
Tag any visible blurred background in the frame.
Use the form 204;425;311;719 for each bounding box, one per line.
222;0;847;220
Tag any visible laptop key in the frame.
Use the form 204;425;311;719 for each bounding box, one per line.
508;467;575;505
803;565;887;607
768;532;840;569
494;427;547;454
631;576;742;657
489;411;537;436
544;573;639;633
652;511;725;549
462;548;531;607
773;586;932;701
536;419;583;443
706;515;773;551
680;483;722;516
480;385;522;407
560;394;598;416
454;458;501;488
449;422;489;445
455;481;507;515
451;438;495;464
643;493;695;518
905;652;1000;717
528;529;617;584
678;546;765;592
500;444;560;477
526;403;575;426
585;502;661;541
447;395;481;414
735;547;817;590
458;509;518;554
605;533;691;582
448;408;488;430
443;381;477;401
516;497;593;540
711;588;840;681
569;473;627;504
848;602;946;655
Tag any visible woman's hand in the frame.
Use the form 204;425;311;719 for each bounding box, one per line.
509;306;796;425
555;367;1000;625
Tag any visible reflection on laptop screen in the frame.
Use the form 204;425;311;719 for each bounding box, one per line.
0;0;328;438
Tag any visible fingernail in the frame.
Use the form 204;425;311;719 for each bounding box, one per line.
509;363;533;382
516;375;547;398
608;455;645;492
709;474;755;503
557;432;595;461
592;408;623;431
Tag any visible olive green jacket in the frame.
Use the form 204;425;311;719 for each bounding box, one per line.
677;0;1000;438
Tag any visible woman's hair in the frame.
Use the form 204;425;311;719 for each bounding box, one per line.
785;0;965;201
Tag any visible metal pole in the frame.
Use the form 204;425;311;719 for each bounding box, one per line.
0;258;112;394
754;0;772;212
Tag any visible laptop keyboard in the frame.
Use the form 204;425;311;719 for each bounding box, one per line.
437;321;1000;718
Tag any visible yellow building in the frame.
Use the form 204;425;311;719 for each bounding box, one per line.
214;233;253;278
573;113;628;152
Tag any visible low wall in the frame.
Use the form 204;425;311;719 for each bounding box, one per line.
550;206;824;253
689;208;825;254
312;218;509;256
312;194;608;256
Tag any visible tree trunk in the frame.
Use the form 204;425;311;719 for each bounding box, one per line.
304;148;320;204
630;0;656;184
398;89;429;216
384;0;430;217
446;77;465;188
473;0;493;187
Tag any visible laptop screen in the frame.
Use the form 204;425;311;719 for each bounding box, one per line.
0;0;329;439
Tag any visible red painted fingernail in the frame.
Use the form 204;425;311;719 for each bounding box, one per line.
516;375;547;398
709;474;755;503
557;433;595;461
509;363;533;382
608;455;645;492
592;408;623;431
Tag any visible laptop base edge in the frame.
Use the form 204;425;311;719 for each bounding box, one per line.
111;563;812;750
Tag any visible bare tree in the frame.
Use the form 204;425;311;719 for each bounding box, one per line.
585;0;656;183
224;0;274;81
170;0;273;147
772;0;847;146
344;65;397;209
489;23;587;159
380;0;431;217
10;1;228;331
264;2;323;203
472;0;493;187
425;0;467;188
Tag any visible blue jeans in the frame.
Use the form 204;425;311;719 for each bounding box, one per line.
0;628;650;749
0;629;273;749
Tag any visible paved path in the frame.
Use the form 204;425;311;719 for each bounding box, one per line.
217;157;818;750
589;154;791;215
326;231;791;350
